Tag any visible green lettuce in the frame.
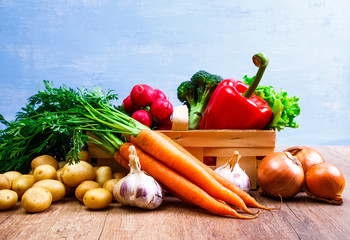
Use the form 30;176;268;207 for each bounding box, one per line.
243;75;300;131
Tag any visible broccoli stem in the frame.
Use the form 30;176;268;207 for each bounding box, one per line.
243;53;269;98
188;87;214;129
188;104;204;130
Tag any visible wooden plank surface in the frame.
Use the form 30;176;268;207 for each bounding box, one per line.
159;130;276;147
1;146;349;240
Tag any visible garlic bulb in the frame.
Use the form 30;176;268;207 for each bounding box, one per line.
215;151;250;192
113;145;164;209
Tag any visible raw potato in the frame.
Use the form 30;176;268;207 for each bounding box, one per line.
33;164;58;182
83;188;112;210
31;155;59;171
0;189;18;210
11;175;35;198
3;171;22;186
58;161;67;169
60;161;96;187
56;168;63;181
57;169;75;196
75;180;100;202
103;179;121;195
21;187;52;213
96;166;112;186
0;174;11;190
113;171;128;179
33;179;66;202
94;166;101;171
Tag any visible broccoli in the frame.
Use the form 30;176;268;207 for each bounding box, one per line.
177;70;223;129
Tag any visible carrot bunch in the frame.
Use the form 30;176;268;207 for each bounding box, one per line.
115;129;268;219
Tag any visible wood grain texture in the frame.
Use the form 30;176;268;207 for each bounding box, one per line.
1;146;349;240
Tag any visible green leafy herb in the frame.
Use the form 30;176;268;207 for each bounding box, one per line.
0;81;147;173
243;75;300;131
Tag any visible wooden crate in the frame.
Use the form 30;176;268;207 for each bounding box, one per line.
87;144;125;173
88;129;276;190
159;129;276;189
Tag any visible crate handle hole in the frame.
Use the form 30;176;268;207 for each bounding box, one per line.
203;156;217;166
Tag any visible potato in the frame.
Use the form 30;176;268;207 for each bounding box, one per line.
57;169;75;196
96;166;112;186
0;189;18;210
60;161;96;187
0;174;11;190
56;168;63;181
33;164;58;182
33;179;66;202
31;155;59;171
103;179;121;195
3;171;22;186
94;166;100;171
75;180;100;202
21;187;52;213
83;188;112;210
58;161;67;169
113;171;128;179
11;175;35;198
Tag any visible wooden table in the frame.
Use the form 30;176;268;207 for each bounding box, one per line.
1;146;349;240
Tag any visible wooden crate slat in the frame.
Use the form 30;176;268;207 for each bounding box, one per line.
184;147;204;161
160;130;276;147
88;144;113;159
202;146;275;157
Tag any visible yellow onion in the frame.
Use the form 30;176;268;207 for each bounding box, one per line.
284;146;325;174
257;152;304;199
305;162;345;205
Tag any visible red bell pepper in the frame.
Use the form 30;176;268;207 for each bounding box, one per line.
199;53;272;130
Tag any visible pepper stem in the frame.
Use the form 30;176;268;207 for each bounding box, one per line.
243;53;269;98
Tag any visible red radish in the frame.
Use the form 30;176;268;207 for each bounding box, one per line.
122;95;138;114
130;84;156;107
150;98;173;121
132;110;153;128
154;89;167;100
157;117;172;130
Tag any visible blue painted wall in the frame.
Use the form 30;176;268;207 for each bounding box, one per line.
1;0;349;145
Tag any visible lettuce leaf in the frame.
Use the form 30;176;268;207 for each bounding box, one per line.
243;75;300;131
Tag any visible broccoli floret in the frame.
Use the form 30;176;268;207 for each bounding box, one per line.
177;70;223;129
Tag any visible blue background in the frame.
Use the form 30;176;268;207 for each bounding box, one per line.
1;0;349;146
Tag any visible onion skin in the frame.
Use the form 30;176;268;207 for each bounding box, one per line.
257;152;305;199
305;162;345;204
284;146;325;174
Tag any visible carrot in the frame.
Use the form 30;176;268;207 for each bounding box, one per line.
157;131;270;209
134;129;255;214
113;151;130;170
117;142;258;219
